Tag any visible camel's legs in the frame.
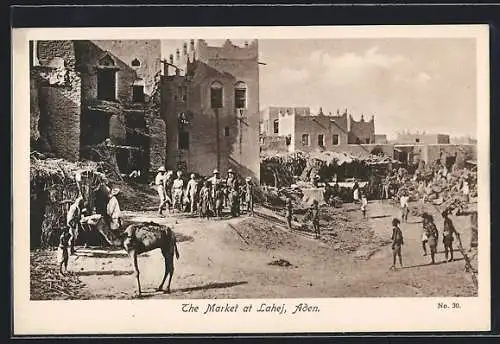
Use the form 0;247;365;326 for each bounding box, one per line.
157;249;169;292
166;255;174;293
130;251;141;296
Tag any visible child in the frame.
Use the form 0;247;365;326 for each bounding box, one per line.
285;197;293;230
400;192;409;223
442;210;458;262
360;193;368;218
390;218;404;270
57;229;71;275
311;200;320;239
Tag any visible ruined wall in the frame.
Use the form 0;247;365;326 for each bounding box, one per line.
30;76;41;145
36;41;81;161
348;115;375;144
426;144;476;165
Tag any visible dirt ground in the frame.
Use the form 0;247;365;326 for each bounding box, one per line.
30;200;478;300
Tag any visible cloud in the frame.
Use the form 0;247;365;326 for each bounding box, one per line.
415;72;432;84
279;67;310;82
307;47;406;86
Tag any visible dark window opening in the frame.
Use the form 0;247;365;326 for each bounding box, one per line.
234;81;247;109
132;85;145;103
365;138;370;144
179;131;190;150
273;119;279;134
210;82;223;109
97;69;116;101
224;126;230;137
416;138;420;143
356;138;361;144
182;86;188;102
332;134;339;145
318;134;325;147
302;134;310;146
85;112;110;145
131;58;140;67
285;135;291;146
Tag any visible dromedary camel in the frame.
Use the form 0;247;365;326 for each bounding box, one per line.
81;215;180;297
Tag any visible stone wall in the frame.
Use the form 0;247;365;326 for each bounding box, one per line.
30;76;41;145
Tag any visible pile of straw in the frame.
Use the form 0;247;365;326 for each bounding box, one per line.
30;154;107;248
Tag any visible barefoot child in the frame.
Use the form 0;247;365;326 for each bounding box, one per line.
360;193;368;218
423;213;439;264
311;200;320;239
390;218;404;269
57;229;71;275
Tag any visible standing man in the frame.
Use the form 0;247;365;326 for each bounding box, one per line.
423;213;439;264
155;166;168;215
244;177;254;216
209;169;223;211
225;169;237;208
107;188;122;231
311;200;320;239
172;171;184;212
186;173;199;214
66;196;84;255
352;180;360;204
285;197;293;230
390;218;404;270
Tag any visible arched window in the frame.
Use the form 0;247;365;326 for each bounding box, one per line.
210;81;223;109
97;53;118;101
234;81;247;109
273;119;279;134
131;58;141;67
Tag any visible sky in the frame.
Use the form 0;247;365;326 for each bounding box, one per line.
162;38;477;140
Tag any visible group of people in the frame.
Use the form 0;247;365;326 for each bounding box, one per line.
390;209;460;270
59;183;123;274
155;166;255;219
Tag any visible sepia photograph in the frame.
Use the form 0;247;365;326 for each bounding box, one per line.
12;25;490;334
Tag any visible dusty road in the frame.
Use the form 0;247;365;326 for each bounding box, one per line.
31;200;478;300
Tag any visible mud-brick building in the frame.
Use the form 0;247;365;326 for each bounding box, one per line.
161;39;260;182
30;40;166;174
260;107;378;153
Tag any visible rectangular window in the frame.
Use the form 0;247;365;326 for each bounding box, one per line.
211;88;223;109
301;134;310;146
182;86;188;102
178;131;190;150
97;69;116;101
366;138;370;144
132;85;145;103
285;135;291;146
318;134;325;147
273;119;279;134
416;138;420;143
332;134;339;145
224;126;230;137
235;88;246;109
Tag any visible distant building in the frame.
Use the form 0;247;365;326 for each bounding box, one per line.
260;107;380;153
374;134;388;144
394;132;450;144
161;39;260;181
30;39;166;174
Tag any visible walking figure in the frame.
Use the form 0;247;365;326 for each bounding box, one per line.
400;191;409;223
390;218;404;270
311;200;320;239
66;196;84;255
285;197;293;230
442;210;458;262
155;166;170;215
186;173;199;214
